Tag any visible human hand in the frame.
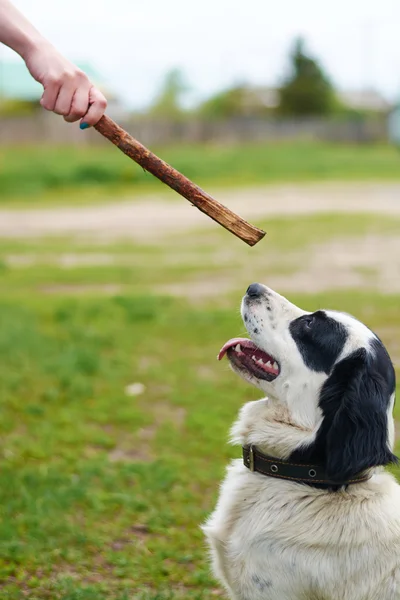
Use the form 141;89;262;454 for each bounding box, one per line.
24;41;107;127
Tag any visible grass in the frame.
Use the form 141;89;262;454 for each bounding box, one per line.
1;211;400;298
1;141;400;205
0;292;399;600
0;209;399;599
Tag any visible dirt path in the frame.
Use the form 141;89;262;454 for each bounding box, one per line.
1;182;400;239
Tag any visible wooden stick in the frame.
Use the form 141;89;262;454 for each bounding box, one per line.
94;115;266;246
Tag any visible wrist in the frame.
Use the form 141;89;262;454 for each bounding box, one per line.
17;32;48;61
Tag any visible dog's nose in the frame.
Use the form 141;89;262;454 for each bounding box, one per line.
246;283;264;298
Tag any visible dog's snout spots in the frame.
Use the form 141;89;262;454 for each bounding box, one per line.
253;328;259;334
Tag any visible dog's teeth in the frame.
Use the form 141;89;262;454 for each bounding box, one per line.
273;361;279;370
235;344;242;352
257;358;264;365
252;355;257;361
266;361;272;368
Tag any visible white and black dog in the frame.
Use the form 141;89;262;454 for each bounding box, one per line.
203;284;400;600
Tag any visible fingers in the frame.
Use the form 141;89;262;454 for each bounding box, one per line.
55;71;90;120
40;73;107;126
63;85;91;123
40;80;60;112
80;87;107;127
27;46;106;124
53;82;76;116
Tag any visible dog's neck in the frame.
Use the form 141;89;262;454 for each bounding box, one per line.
230;397;319;461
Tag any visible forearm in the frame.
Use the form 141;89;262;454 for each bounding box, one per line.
0;0;107;125
0;0;46;59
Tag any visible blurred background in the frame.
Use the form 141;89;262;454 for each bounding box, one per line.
1;1;400;599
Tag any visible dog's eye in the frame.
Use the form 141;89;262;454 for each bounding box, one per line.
305;316;314;329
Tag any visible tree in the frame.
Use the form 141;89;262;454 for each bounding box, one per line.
279;38;336;116
148;69;189;119
198;85;248;119
198;84;278;119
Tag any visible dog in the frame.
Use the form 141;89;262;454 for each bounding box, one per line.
203;284;400;600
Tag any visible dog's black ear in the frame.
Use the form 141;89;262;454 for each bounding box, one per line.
319;347;397;482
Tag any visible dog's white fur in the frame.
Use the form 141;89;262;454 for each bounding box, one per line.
203;286;400;600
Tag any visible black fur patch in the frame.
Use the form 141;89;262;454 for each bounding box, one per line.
291;339;397;482
289;311;348;374
369;336;396;396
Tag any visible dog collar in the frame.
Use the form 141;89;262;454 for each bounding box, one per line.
242;445;370;487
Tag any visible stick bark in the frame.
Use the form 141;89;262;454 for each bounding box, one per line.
94;115;266;246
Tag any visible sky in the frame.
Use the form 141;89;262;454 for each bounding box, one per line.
2;0;400;109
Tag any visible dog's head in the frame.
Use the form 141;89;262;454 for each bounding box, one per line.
219;284;397;482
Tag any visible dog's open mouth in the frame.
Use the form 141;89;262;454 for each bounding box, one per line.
218;338;280;382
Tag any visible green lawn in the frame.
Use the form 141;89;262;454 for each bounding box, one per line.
1;212;400;298
0;211;399;599
1;141;400;205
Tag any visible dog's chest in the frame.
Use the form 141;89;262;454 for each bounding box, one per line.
204;463;400;600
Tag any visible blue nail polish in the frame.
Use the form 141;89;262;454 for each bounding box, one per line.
80;122;90;130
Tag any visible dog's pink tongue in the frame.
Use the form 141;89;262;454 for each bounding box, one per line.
218;338;254;360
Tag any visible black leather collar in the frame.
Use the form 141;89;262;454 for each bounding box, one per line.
243;445;370;488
